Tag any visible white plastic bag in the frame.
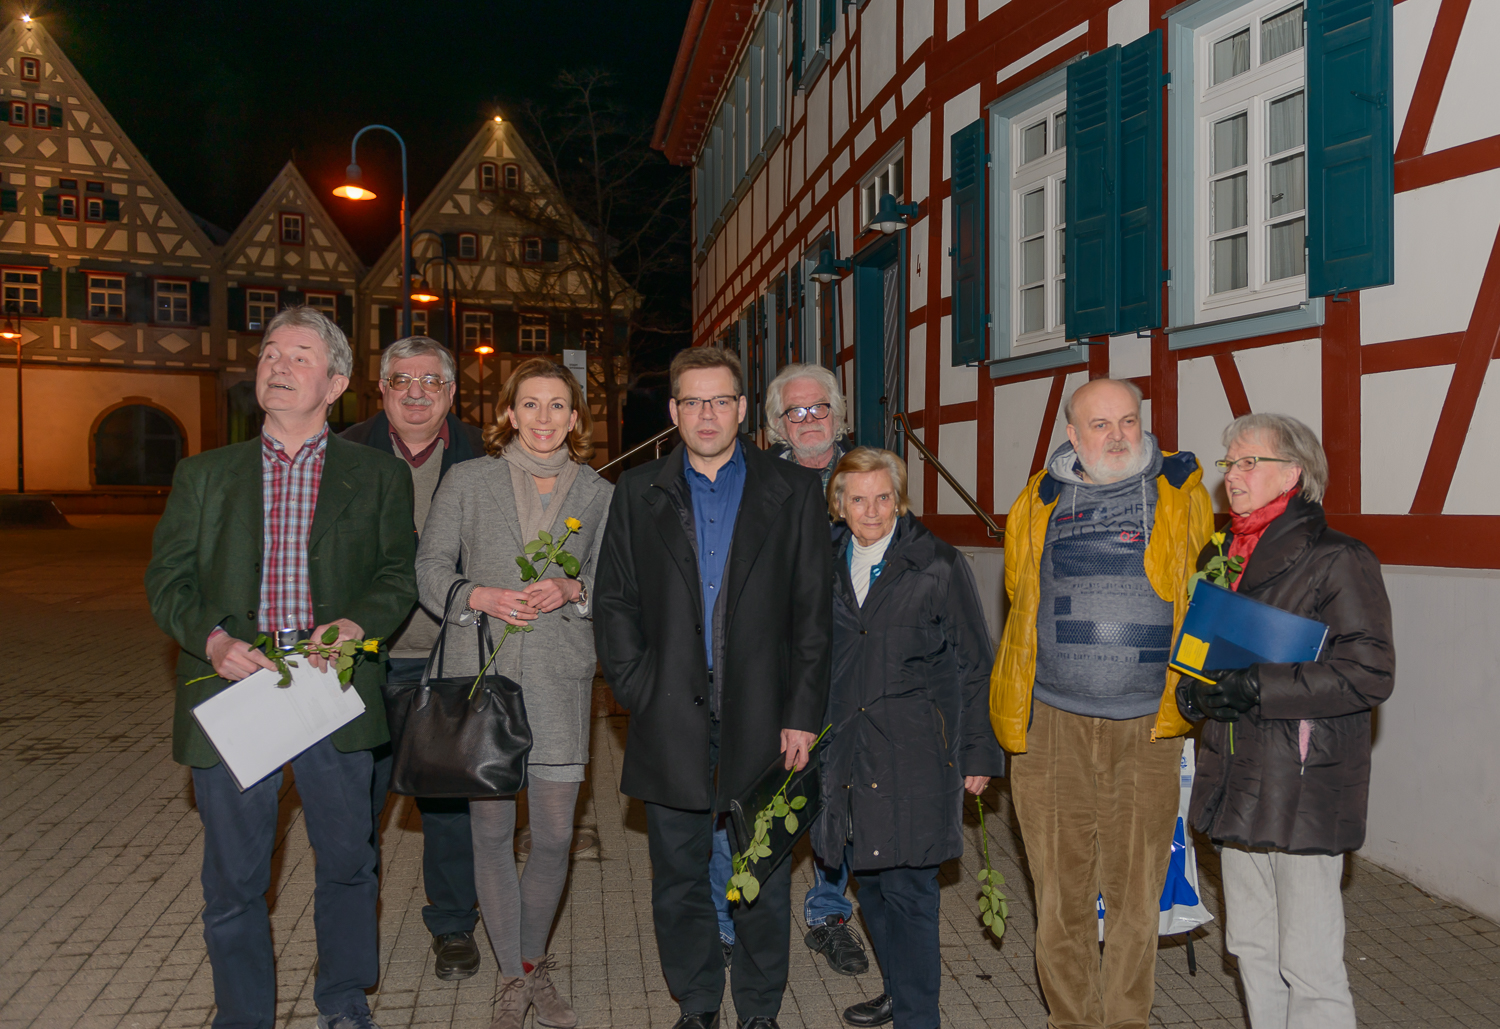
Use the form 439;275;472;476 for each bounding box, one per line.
1159;738;1213;935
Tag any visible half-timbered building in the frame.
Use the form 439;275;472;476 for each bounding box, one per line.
655;0;1500;921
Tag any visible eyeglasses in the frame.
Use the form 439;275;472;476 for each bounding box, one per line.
676;395;740;414
1214;456;1295;473
385;373;450;393
782;403;832;423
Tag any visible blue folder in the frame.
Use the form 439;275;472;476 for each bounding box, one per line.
1170;582;1328;682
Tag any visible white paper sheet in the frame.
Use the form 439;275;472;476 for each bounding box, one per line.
192;656;368;791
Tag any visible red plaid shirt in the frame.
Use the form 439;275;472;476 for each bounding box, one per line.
258;427;329;633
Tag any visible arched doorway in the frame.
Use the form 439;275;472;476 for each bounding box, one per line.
93;404;184;486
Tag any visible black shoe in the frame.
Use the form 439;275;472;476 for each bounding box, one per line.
804;915;870;976
736;1019;780;1029
672;1012;720;1029
842;993;893;1028
430;930;480;981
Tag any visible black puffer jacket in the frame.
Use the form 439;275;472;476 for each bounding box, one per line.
811;514;1006;871
1178;494;1394;855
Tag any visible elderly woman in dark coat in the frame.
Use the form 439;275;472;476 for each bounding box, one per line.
810;448;1005;1029
1178;413;1394;1029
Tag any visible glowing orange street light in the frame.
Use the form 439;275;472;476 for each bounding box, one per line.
409;278;441;304
332;165;376;201
474;345;495;426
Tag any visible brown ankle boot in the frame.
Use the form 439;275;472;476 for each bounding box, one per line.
526;954;577;1029
487;974;532;1029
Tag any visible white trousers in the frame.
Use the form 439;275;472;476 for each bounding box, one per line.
1221;847;1357;1029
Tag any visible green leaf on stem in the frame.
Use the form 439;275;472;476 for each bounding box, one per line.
558;552;581;577
321;625;339;645
537;530;552;544
524;540;543;555
517;556;538;581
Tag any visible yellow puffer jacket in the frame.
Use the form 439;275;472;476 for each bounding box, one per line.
989;451;1214;752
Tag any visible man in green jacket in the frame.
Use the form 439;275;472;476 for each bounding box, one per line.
146;306;417;1029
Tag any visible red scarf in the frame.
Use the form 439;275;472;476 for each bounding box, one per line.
1225;490;1295;590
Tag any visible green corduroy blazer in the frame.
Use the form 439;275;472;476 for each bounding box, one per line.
145;432;418;768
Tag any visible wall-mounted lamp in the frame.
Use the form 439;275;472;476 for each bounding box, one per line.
869;193;921;235
808;249;852;283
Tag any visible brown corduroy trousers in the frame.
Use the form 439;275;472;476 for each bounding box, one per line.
1010;701;1184;1029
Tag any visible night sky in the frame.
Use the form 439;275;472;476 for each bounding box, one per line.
33;0;692;266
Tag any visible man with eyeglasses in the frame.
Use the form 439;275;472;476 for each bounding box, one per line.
341;336;487;983
764;363;853;491
595;347;832;1029
990;377;1213;1029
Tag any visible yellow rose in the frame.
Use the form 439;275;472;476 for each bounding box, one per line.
565;517;582;532
362;639;380;653
1210;531;1226;547
726;887;741;902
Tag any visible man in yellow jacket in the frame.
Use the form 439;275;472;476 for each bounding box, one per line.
990;378;1212;1029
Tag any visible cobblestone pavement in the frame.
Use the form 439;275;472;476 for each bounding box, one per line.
3;516;1499;1029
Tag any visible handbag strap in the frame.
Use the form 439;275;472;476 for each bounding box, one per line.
421;578;472;686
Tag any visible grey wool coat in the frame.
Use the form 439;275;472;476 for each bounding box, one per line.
414;453;612;768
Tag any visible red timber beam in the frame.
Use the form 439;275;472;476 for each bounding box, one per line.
1213;353;1252;419
1394;0;1470;163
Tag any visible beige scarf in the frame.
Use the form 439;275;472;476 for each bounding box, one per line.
503;441;579;560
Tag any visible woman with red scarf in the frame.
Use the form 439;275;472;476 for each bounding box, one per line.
1178;413;1394;1029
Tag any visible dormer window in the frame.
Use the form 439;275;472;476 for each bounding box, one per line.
479;163;498;190
458;233;479;260
503;163;521;190
280;212;304;245
20;58;39;82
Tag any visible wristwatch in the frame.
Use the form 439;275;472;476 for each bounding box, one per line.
574;580;589;608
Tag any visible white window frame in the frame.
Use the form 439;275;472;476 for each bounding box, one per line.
458;233;479;260
463;310;493;348
304;291;338;321
246;289;278;331
1194;0;1308;323
411;309;429;336
1009;93;1069;356
155;279;190;325
20;57;39;82
2;268;42;315
799;0;832;87
479;162;497;190
522;237;542;264
503;163;520;189
87;274;125;320
859;146;906;230
58;194;77;220
518;313;549;353
279;212;304;245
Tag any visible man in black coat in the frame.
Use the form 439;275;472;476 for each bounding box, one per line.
342;336;487;983
594;347;833;1029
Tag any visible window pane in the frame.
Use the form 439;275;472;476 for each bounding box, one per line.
1268;217;1306;280
1021;237;1045;286
1021;188;1045;237
1213;113;1248;173
1213;172;1248;233
1056;228;1066;275
1054;111;1067;149
1262;5;1304;63
1267;91;1305;155
1212;234;1249;293
1056;279;1067;327
1022;120;1047;164
1021;285;1045;334
892;156;905;198
1057;178;1067;225
1268;153;1305;217
1213;29;1250;84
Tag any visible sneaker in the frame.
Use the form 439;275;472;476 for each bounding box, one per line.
526;954;577;1029
317;1010;382;1029
803;914;869;976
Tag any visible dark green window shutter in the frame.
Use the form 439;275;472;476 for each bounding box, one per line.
1066;46;1121;340
336;294;354;335
103;198;121;221
495;309;519;350
227;285;245;331
949;120;986;365
819;0;835;45
0;189;15;213
42;193;57;217
40;267;61;317
1116;31;1163;333
440;231;460;257
191;282;211;326
378;306;396;347
65;267;86;318
792;0;804;80
281;289;303;311
49;105;62;128
426;307;448;345
1306;0;1394;296
125;275;151;323
542;238;560;262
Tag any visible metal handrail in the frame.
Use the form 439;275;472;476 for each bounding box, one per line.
894;412;1003;540
597;425;679;477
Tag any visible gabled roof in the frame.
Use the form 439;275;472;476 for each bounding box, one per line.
0;17;217;260
223;160;363;285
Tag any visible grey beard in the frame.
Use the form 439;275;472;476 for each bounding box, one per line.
789;438;834;463
1079;441;1152;484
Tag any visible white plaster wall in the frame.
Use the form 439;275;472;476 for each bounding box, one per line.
941;85;982;181
938;315;978;405
1427;0;1500;153
1361;364;1452;514
807;76;831;171
1107;0;1149;46
909;216;931;310
957;546;1005;643
1443;365;1500;515
1041;370;1090;465
908;323;928;416
947;0;965;39
909;425;927;514
1360;167;1500;345
860;0;899;111
978;0;1013;22
1362;566;1500;923
1234;339;1322;436
904;0;933;60
1177;355;1235;511
1392;0;1441;144
935;419;978;513
1108;335;1152;379
993;376;1053;508
910;113;932;203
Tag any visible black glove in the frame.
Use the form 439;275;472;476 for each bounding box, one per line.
1208;666;1261;713
1186;676;1241;722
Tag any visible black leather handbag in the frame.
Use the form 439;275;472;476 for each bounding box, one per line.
381;579;532;797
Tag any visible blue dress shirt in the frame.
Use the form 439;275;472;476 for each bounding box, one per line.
685;442;746;671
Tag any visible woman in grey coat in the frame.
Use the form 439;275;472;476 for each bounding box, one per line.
415;357;611;1029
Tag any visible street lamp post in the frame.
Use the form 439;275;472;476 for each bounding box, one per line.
411;250;463;418
474;345;495;427
1;304;23;493
334;125;411;339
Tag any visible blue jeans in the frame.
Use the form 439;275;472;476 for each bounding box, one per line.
193;737;378;1028
709;831;853;944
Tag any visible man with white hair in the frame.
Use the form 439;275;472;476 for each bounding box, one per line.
989;378;1213;1029
342;336;487;983
764;362;852;490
